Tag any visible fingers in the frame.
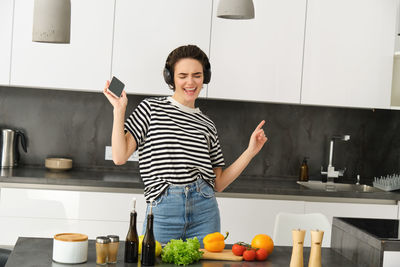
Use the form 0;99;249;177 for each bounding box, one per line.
255;120;265;131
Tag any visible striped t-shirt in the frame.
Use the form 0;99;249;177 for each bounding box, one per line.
124;96;225;202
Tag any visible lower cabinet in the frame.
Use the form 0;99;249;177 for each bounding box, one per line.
217;197;399;246
217;197;305;244
0;187;398;247
0;188;147;246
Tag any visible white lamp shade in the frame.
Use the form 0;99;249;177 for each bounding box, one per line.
217;0;255;20
32;0;71;43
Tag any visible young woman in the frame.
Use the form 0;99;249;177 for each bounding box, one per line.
103;45;267;245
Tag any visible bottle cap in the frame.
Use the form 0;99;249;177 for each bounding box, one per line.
96;236;111;244
149;200;153;215
131;197;136;212
106;235;119;242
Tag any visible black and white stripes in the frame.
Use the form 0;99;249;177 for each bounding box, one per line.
124;96;225;202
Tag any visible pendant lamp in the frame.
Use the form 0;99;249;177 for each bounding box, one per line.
217;0;255;20
32;0;71;43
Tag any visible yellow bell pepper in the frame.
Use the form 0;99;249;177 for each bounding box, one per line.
203;232;229;252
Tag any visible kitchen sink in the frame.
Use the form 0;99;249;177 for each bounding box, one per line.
297;181;382;192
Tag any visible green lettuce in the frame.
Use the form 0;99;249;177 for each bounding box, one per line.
161;237;204;266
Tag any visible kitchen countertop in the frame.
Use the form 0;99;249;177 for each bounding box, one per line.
1;166;399;204
5;237;357;267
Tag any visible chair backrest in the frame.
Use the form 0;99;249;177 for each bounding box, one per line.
273;212;331;247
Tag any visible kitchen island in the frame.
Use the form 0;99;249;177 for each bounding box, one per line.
5;237;357;267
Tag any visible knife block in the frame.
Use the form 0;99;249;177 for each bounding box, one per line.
290;229;306;267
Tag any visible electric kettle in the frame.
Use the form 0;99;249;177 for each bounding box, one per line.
0;129;27;168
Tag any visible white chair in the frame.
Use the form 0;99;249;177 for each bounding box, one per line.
272;212;331;247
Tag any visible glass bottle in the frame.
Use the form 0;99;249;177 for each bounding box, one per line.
124;198;139;263
141;201;155;266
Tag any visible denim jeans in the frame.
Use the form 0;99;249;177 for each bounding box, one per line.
141;178;220;246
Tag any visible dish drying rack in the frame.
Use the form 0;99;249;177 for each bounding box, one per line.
373;174;400;191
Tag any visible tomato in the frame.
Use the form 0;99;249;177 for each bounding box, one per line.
232;244;246;256
255;248;268;261
243;249;256;261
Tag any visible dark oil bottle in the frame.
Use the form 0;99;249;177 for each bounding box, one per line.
141;201;155;266
124;198;139;263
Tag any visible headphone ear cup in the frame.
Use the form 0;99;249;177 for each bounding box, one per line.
163;66;174;88
203;69;211;84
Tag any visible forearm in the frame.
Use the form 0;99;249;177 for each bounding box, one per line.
111;108;129;164
214;148;255;192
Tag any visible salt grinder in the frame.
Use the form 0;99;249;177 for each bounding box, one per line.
308;230;324;267
290;229;306;267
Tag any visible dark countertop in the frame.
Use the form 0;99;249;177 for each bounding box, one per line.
1;166;400;202
5;237;357;267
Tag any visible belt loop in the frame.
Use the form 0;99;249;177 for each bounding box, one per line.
196;179;200;192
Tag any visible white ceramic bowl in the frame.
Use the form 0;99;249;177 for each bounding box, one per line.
52;233;88;264
45;158;73;171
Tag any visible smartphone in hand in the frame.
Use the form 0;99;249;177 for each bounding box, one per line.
107;76;125;98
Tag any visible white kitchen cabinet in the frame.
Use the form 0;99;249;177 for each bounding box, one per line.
0;0;14;85
112;0;212;97
10;0;114;91
0;188;146;246
208;0;307;103
305;201;398;225
301;0;398;109
217;197;304;244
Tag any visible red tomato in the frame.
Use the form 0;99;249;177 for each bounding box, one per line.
255;248;268;261
232;244;246;256
243;249;256;261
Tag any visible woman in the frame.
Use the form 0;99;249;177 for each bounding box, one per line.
103;45;267;245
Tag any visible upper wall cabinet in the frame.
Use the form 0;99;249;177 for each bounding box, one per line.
112;0;212;97
301;0;398;109
0;0;14;85
208;0;307;104
10;0;114;91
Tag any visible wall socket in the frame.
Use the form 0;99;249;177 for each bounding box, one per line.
105;146;139;162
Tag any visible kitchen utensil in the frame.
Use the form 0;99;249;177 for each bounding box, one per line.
53;233;88;264
200;249;243;261
0;129;27;168
290;229;305;267
45;158;72;171
373;174;400;191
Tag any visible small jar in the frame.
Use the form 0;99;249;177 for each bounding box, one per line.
96;236;110;265
107;235;120;263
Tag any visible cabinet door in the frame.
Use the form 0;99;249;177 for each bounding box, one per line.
208;0;306;103
305;201;398;224
10;0;114;91
0;0;13;85
217;197;304;244
301;0;397;109
112;0;212;97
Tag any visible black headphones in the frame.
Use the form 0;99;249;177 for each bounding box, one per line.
163;60;211;89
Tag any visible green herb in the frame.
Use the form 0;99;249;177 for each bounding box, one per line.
161;237;204;266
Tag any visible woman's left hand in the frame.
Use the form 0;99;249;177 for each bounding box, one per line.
247;120;268;157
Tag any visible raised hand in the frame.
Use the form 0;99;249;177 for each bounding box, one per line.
103;80;128;111
247;120;268;157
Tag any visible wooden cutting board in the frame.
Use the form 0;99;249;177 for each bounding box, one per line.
200;249;243;261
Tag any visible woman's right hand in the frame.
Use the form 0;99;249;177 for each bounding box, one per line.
103;80;128;111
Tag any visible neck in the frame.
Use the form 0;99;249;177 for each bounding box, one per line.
171;94;195;108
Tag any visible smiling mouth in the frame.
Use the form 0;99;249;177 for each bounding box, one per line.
184;88;197;94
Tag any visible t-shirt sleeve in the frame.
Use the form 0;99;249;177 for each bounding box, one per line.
210;131;225;168
124;99;151;147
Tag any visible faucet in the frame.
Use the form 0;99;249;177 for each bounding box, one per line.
321;135;350;187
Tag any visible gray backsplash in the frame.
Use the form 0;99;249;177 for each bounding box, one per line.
1;86;399;184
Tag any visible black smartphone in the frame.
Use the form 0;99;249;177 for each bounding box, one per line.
108;76;125;98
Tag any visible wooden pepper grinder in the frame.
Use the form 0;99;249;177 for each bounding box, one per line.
308;230;324;267
290;229;306;267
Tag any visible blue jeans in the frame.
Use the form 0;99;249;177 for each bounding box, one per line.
141;178;220;246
